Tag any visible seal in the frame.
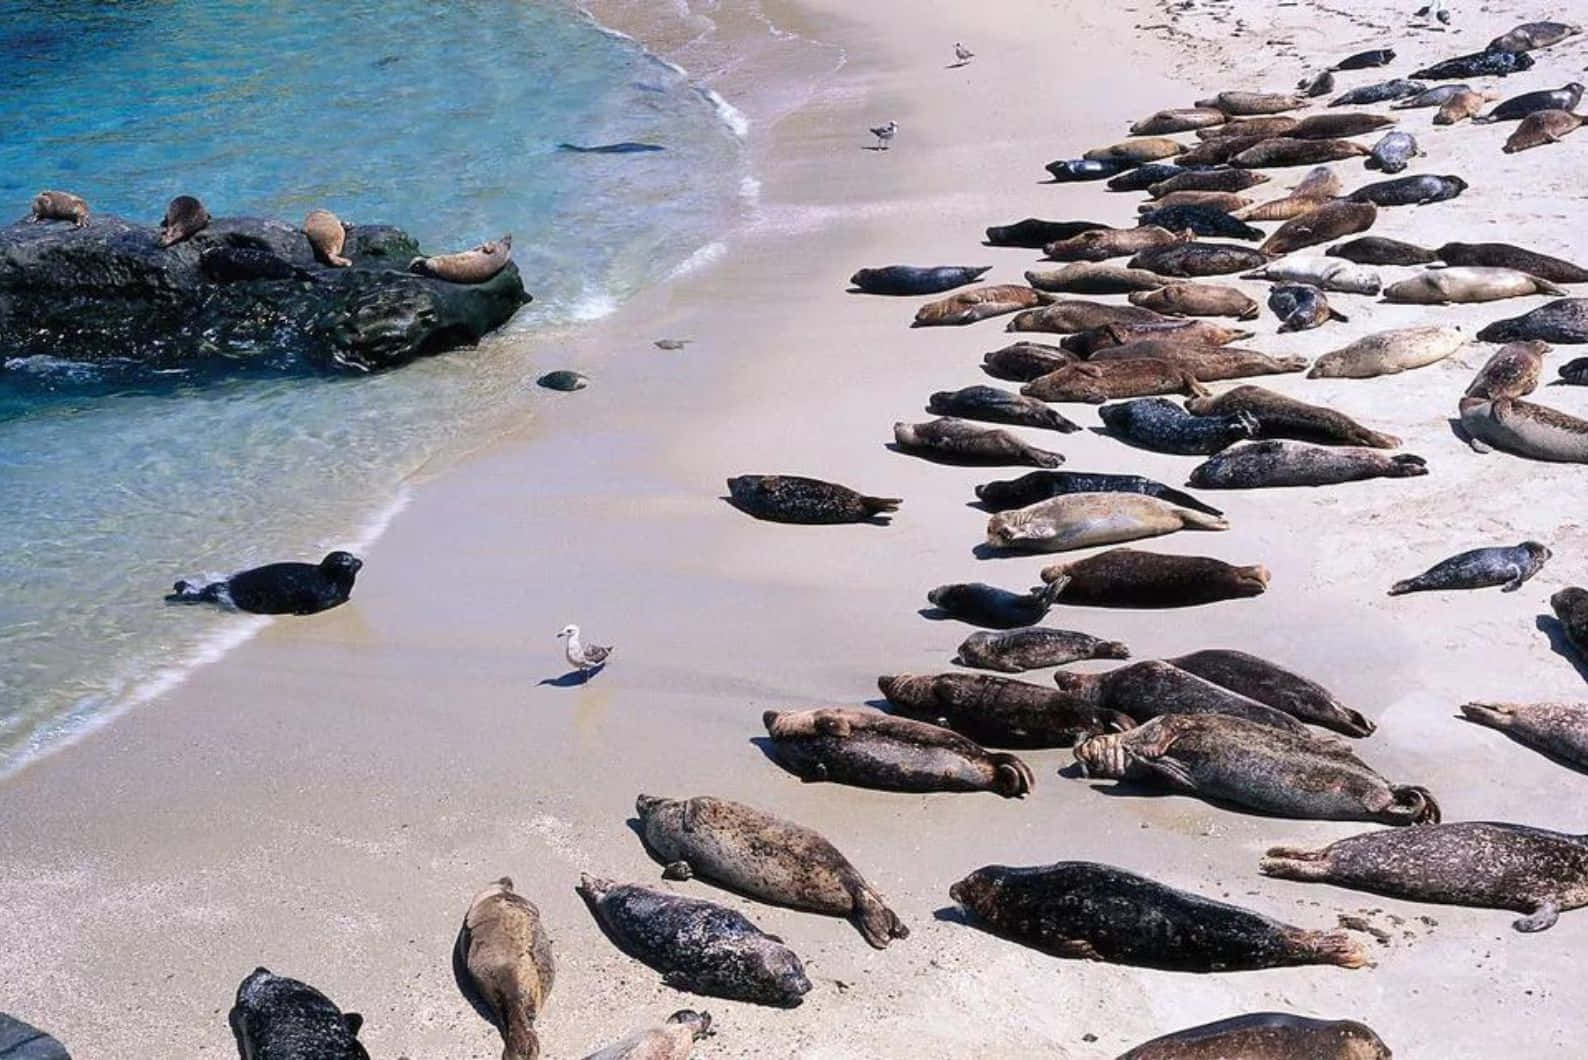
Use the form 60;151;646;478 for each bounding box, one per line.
456;877;555;1060
1234;168;1345;221
1200;116;1299;140
761;707;1036;796
1037;548;1268;608
1503;109;1585;153
1043;226;1192;263
1025;263;1175;294
1326;236;1434;266
1185;386;1399;448
913;284;1046;326
981;342;1075;381
1128;283;1259;320
985;218;1108;247
1127;242;1269;277
1462;701;1588;772
1488;21;1582;53
1477;299;1588;343
576;875;810;1006
950;861;1369;971
973;470;1222;516
1135;205;1263;241
850;264;991;295
926;580;1065;628
228;967;369;1060
29;190;89;228
724;475;900;524
1045;157;1134;182
1090;343;1308;382
928;385;1080;432
1298;70;1336;97
410;234;513;283
1195;90;1311;115
1366;130;1421;170
1465;341;1547;401
157;195;210;247
1006;300;1170;334
633;794;908;948
537;370;588;391
1167;648;1374;735
1433;90;1487;124
1260;822;1588;932
199;245;314;283
1107;162;1201;193
1308;325;1464;378
1062;319;1255;353
1459;397;1588;461
986;492;1227;553
1391;83;1484;109
1176;134;1269;166
953;626;1131;673
1480;84;1584;122
0;1012;70;1060
893;418;1063;467
1383;267;1565;304
1241;256;1380;294
1290;112;1395;139
1231;137;1371;168
1410;50;1534;80
1083;137;1186;164
1052;659;1316;735
1331;79;1426;105
1188;440;1428;488
1141;191;1256;214
1553;587;1588;662
1347;174;1467;207
1437;242;1588;284
581;1011;714;1060
165;551;362;614
1117;1013;1392;1060
303;209;351;267
1334;47;1394;70
1561;358;1588;385
1073;713;1439;824
877;672;1132;748
1259;201;1377;256
1147;169;1268;196
1131;108;1228;135
1270;283;1347;331
1098;397;1258;455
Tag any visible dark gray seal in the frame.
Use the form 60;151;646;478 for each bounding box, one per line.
893;418;1063;467
1437;242;1588;284
1477;299;1588;344
1168;648;1373;736
1188;440;1427;488
165;551;361;615
1045;157;1134;182
1331;79;1426;106
985;218;1108;248
1037;548;1268;608
229;968;369;1060
1479;83;1585;122
581;1011;713;1060
1106;162;1200;193
576;875;810;1006
1135;205;1263;241
850;265;991;295
1411;50;1534;80
1099;397;1258;456
953;626;1130;673
1488;21;1582;53
1185;386;1399;448
0;1014;70;1060
761;707;1035;796
1389;541;1550;595
974;470;1222;516
928;385;1080;432
1053;660;1315;736
1147;169;1269;196
456;878;555;1060
1561;358;1588;385
1553;587;1588;662
927;580;1064;629
200;245;313;283
633;794;907;948
1129;242;1269;277
1462;702;1588;772
1365;131;1419;173
1327;236;1436;266
878;672;1132;748
157;194;210;247
981;342;1075;382
1270;283;1346;332
1347;174;1467;206
1118;1013;1391;1060
1262;822;1588;932
1334;48;1394;70
950;861;1369;971
725;475;899;524
1390;83;1478;109
537;370;588;391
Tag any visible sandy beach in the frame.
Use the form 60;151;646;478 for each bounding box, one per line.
4;0;1588;1056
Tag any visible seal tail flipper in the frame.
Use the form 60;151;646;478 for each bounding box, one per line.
1336;708;1376;737
1536;278;1569;297
165;578;223;604
1297;928;1373;969
988;752;1035;797
1357;429;1402;449
1514;901;1561;933
851;886;910;949
860;495;903;516
1385;784;1441;824
1387;575;1427;596
1097;641;1132;661
1258;845;1329;880
1386;453;1429;477
1181;510;1231;531
503;1021;540;1060
1460;701;1516;730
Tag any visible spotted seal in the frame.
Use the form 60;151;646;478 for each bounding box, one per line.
1231;138;1371;168
1117;1013;1391;1060
1260;201;1377;256
1327;236;1435;266
1007;300;1171;334
456;878;555;1060
1189;440;1428;488
1185;386;1399;448
1411;50;1533;80
1465;341;1546;401
1093;344;1308;382
1196;90;1311;115
981;342;1075;382
1477;299;1588;344
1462;702;1588;771
1043;226;1192;263
1129;242;1269;277
1131;108;1228;135
1053;660;1315;735
893;418;1063;467
29;189;89;227
1098;397;1258;455
1025;263;1176;294
1177;134;1269;167
725;475;900;524
953;627;1131;673
165;551;361;614
928;385;1080;432
877;673;1132;748
1390;83;1483;110
1437;243;1588;284
157;194;210;247
973;470;1221;516
1331;79;1426;105
1147;169;1268;196
1038;548;1268;608
581;1011;714;1060
1107;163;1201;193
0;1013;70;1060
850;264;991;295
303;209;351;267
1459;397;1588;462
1242;256;1380;295
985;218;1108;248
985;492;1228;553
1270;284;1347;331
1366;130;1421;170
1168;648;1373;736
927;580;1064;628
537;370;588;391
1503;110;1584;153
228;968;369;1060
1136;204;1263;242
1019;359;1209;403
1383;267;1565;304
1488;21;1581;53
1128;283;1259;320
1045;158;1135;182
1308;325;1464;378
1347;174;1467;207
410;234;512;283
915;285;1048;327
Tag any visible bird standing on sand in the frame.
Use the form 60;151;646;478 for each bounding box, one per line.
954;42;974;64
870;120;898;150
558;624;612;678
1414;1;1451;25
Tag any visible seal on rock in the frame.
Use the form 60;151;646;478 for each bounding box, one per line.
29;190;89;228
985;492;1227;553
986;218;1108;248
1128;283;1259;320
410;234;513;283
1308;325;1464;378
914;285;1046;326
954;626;1131;673
1477;299;1588;344
1019;359;1209;403
1186;386;1399;448
1437;243;1588;284
1270;283;1347;331
303;209;352;267
1043;226;1192;263
1459;397;1588;461
1327;236;1435;266
1232;138;1371;168
1241;256;1380;295
1168;648;1373;736
228;968;369;1060
893;418;1063;467
981;342;1075;381
165;551;361;614
725;475;900;524
1366;130;1421;170
1488;21;1581;53
157;195;210;247
1260;201;1377;256
929;385;1080;432
1383;267;1565;305
1098;397;1258;455
1189;440;1428;488
1411;50;1533;80
1331;79;1426;106
1117;1013;1390;1060
1053;660;1316;736
581;1011;714;1060
850;264;991;295
1038;548;1268;608
1196;90;1311;115
456;878;555;1060
1128;242;1270;277
974;470;1221;516
1462;702;1588;772
1503;110;1585;153
1465;341;1547;401
877;672;1132;748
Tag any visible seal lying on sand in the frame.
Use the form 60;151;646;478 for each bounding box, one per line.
1261;822;1588;932
634;795;907;948
1503;110;1585;153
1007;300;1172;334
1038;548;1268;608
1459;397;1588;462
1327;236;1435;266
1186;386;1399;448
1411;50;1533;80
1290;112;1395;139
1437;242;1588;284
1197;90;1311;115
1020;359;1208;403
1046;158;1134;182
1434;90;1487;125
1117;1013;1392;1060
1332;79;1426;105
1462;702;1588;772
165;551;362;615
981;342;1075;381
1054;660;1314;735
1478;83;1585;123
928;581;1065;629
1091;344;1306;382
229;968;369;1060
1383;267;1564;304
1231;138;1370;168
986;492;1228;553
1553;588;1588;662
1063;320;1255;353
303;209;352;267
1242;256;1380;295
1477;299;1588;344
411;234;513;283
1083;137;1186;164
1260;201;1377;256
762;708;1035;796
29;189;89;227
1389;542;1551;595
576;876;810;1005
878;673;1131;748
1366;130;1421;170
1270;284;1347;331
850;264;990;295
985;218;1107;247
1308;325;1464;378
1098;398;1258;455
893;418;1063;467
950;861;1369;971
1562;359;1588;384
1168;648;1373;735
1074;713;1439;824
1348;174;1467;207
157;195;210;247
913;285;1046;326
1189;441;1427;488
1391;83;1482;109
1128;283;1258;320
1129;242;1269;277
1026;263;1175;294
954;627;1130;673
1108;163;1201;192
1131;108;1228;135
1298;70;1336;97
1465;341;1546;401
1235;171;1346;222
457;878;554;1060
1147;169;1268;196
928;386;1079;432
974;470;1221;516
1135;205;1262;242
1488;21;1581;53
725;475;899;524
582;1011;713;1060
1043;226;1192;263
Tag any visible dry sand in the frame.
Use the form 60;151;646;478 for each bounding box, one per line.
4;0;1588;1056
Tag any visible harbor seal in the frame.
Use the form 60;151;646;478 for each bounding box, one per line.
950;861;1368;971
914;285;1046;326
29;190;88;227
1477;299;1588;344
633;794;907;948
1025;263;1175;295
1327;236;1435;266
1107;163;1200;193
981;342;1075;382
1260;201;1377;256
1308;325;1464;378
985;492;1227;553
1261;822;1588;932
893;418;1063;467
1177;134;1269;167
1189;440;1428;488
303;209;351;267
1503;109;1585;153
1298;70;1336;97
724;475;900;524
1290;112;1395;139
1045;157;1135;182
1038;548;1268;607
1117;1013;1391;1060
1411;50;1533;80
1019;359;1208;403
157;195;210;247
974;470;1221;516
457;878;555;1060
986;218;1108;247
581;1011;713;1060
1053;660;1315;735
1090;344;1307;382
1131;108;1227;135
1231;137;1370;168
1185;386;1399;448
199;245;313;283
1128;284;1259;320
1388;542;1551;595
1347;174;1468;207
1043;226;1192;263
0;1013;70;1060
1331;79;1426;105
1235;176;1346;222
1561;359;1588;385
165;551;362;614
1062;320;1255;353
1478;83;1583;123
1147;169;1268;196
928;580;1064;629
1464;341;1547;401
1134;205;1262;242
1007;300;1171;334
1074;713;1439;824
1270;283;1347;331
1199;116;1299;140
1334;47;1394;70
410;234;513;283
229;968;369;1060
1083;137;1186;163
1459;397;1588;461
1366;130;1421;170
1390;83;1484;109
850;264;990;295
1462;701;1588;772
1383;267;1565;304
1433;90;1487;125
1168;648;1373;736
1437;243;1588;284
1197;90;1310;115
1553;587;1588;661
877;673;1131;748
576;876;810;1006
1098;397;1258;455
954;627;1130;673
928;385;1079;432
1241;256;1380;295
1488;21;1581;53
1127;242;1269;277
761;707;1035;796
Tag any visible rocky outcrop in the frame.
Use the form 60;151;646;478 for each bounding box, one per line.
0;214;530;374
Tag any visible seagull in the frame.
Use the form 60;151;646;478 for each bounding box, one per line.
558;624;612;678
954;42;974;64
869;120;898;150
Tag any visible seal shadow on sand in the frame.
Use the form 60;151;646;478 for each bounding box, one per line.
450;923;500;1030
1535;614;1588;683
538;666;604;687
720;494;893;526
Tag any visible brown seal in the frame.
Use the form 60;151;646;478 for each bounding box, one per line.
1020;360;1208;403
893;417;1063;467
1168;648;1373;736
1552;587;1588;662
1290;112;1396;138
303;209;351;267
1147;169;1269;196
1128;283;1260;320
1503;109;1585;152
582;1010;714;1060
1465;341;1547;400
1197;90;1311;115
953;626;1130;673
457;877;555;1060
1231;137;1370;168
981;341;1076;381
1062;319;1254;353
1088;342;1309;381
1260;200;1377;256
1025;263;1174;294
1044;226;1191;262
1434;89;1487;124
1197;115;1298;140
410;233;513;283
1054;659;1315;735
913;284;1047;326
1006;300;1171;334
1186;385;1399;447
1118;1013;1391;1059
30;190;89;227
878;672;1132;748
1082;137;1186;163
157;195;210;247
1136;190;1253;213
1176;134;1270;166
1131;107;1228;135
1037;547;1268;607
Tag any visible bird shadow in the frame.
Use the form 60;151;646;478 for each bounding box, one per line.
862;145;891;152
1535;614;1588;682
538;667;601;687
945;61;971;69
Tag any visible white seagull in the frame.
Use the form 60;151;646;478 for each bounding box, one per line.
869;120;898;150
558;624;612;677
953;42;974;64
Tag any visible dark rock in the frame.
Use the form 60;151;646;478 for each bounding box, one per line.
0;1013;70;1060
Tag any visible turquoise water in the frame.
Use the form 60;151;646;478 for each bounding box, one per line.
0;0;748;771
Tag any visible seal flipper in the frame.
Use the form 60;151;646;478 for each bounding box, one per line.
1387;454;1429;477
989;752;1035;797
860;494;903;517
343;1013;363;1036
1515;900;1561;932
1383;784;1441;824
851;885;910;949
1501;564;1528;592
661;860;694;881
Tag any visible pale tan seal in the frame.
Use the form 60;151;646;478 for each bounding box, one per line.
1241;256;1381;295
1382;267;1566;304
410;233;513;283
913;284;1046;326
1020;359;1209;403
1307;325;1463;379
1128;283;1259;320
582;1011;713;1060
1131;108;1227;135
1063;318;1254;352
1434;89;1487;124
29;189;89;227
1081;137;1186;163
1025;263;1174;294
1465;341;1547;401
456;877;555;1060
1196;90;1311;115
1043;225;1192;262
985;492;1226;553
1459;396;1588;462
1231;137;1370;168
157;194;210;247
1088;341;1309;381
303;209;351;267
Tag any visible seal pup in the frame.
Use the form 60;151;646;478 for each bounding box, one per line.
1197;90;1311;115
850;265;991;295
1231;138;1371;168
1117;1013;1392;1060
1146;169;1268;196
157;194;210;247
303;209;351;267
1046;158;1136;181
1038;548;1268;608
1189;440;1428;488
954;627;1130;673
1098;398;1258;456
1327;236;1436;266
1135;204;1263;241
1128;283;1259;320
1007;300;1172;334
1462;702;1588;772
986;492;1227;553
1366;130;1421;171
633;794;907;948
1436;243;1588;284
1488;21;1582;53
1186;386;1399;448
981;342;1075;382
761;707;1035;796
1025;263;1176;295
228;968;369;1060
1433;90;1487;125
1168;648;1373;736
537;370;588;391
1053;660;1316;736
165;551;361;614
1411;50;1533;80
1019;359;1209;403
1477;299;1588;344
913;285;1046;326
29;190;88;227
1082;137;1187;163
1503;110;1585;153
1261;822;1588;932
0;1013;70;1060
1260;201;1377;256
893;418;1063;467
1128;242;1269;277
1389;542;1550;595
410;234;513;283
1553;588;1588;662
1331;79;1426;106
1459;397;1588;462
878;672;1132;748
1479;84;1584;123
1242;256;1380;295
1464;341;1546;401
974;470;1222;516
1131;108;1228;135
1383;267;1565;304
1270;283;1347;331
457;878;555;1060
576;875;810;1005
926;580;1065;629
1073;713;1439;824
582;1011;713;1060
725;475;899;523
985;218;1108;247
928;386;1080;432
1298;70;1336;98
950;861;1369;971
1308;325;1464;378
1043;226;1192;263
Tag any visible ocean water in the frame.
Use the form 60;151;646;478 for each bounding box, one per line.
0;0;748;773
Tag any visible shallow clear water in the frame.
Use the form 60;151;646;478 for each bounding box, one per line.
0;0;747;772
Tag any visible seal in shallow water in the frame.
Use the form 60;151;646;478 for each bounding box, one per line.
893;418;1063;467
164;551;362;615
1168;648;1373;736
953;626;1130;673
303;209;352;267
927;580;1066;629
974;470;1221;516
456;877;555;1060
928;385;1080;432
1186;386;1398;448
986;492;1228;553
1117;1012;1392;1060
725;475;899;524
157;194;210;247
1054;660;1314;736
1189;440;1427;488
29;190;88;228
1462;702;1588;772
229;968;369;1060
581;1011;713;1060
410;234;513;283
1038;548;1268;608
850;264;991;295
878;672;1131;748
